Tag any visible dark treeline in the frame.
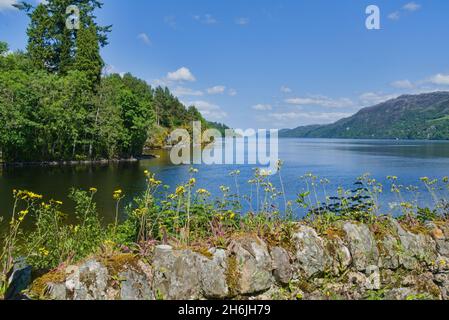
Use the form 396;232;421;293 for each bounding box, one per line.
0;0;225;163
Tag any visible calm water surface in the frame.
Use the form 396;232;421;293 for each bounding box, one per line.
2;139;449;226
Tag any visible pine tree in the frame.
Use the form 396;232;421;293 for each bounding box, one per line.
26;4;55;71
74;21;104;88
22;0;111;74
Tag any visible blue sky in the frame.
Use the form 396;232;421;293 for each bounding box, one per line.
1;0;449;129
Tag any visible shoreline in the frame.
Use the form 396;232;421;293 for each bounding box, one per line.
0;154;159;168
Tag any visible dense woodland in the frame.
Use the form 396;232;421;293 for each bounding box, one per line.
0;0;224;163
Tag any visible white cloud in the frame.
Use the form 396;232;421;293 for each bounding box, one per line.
391;79;414;89
137;33;151;45
207;85;226;95
280;86;292;93
167;67;196;82
252;104;272;111
194;14;217;25
388;12;400;20
0;0;17;11
263;111;352;128
235;17;250;26
188;100;227;120
173;86;204;97
284;96;354;108
228;88;237;96
359;92;399;106
403;2;421;12
428;74;449;86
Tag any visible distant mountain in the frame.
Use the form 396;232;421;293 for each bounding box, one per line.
279;92;449;140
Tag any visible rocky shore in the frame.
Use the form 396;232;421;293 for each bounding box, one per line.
16;216;449;301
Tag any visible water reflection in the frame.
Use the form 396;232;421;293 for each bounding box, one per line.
1;139;449;226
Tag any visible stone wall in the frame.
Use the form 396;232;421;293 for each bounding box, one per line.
30;217;449;300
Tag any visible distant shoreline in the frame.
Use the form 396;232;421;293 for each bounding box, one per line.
277;136;449;142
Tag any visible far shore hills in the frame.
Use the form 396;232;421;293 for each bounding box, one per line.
280;92;449;140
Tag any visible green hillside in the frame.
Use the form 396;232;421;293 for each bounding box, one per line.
280;92;449;140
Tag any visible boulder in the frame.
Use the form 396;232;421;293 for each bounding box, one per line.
152;245;202;300
119;269;153;300
228;237;273;295
343;223;379;271
199;249;229;299
378;235;401;270
270;246;293;285
5;258;32;300
293;226;330;277
65;260;109;300
325;238;352;275
388;219;438;269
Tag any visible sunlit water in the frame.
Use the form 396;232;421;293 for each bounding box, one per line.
2;139;449;228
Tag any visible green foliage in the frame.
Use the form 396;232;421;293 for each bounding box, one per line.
73;21;104;88
24;0;111;74
0;41;8;55
0;49;211;162
0;0;224;163
24;188;104;270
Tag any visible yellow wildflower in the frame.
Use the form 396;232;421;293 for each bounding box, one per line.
89;187;98;193
196;189;210;196
176;186;186;195
113;189;123;200
39;247;50;257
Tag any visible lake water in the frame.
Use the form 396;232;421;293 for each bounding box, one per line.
2;138;449;226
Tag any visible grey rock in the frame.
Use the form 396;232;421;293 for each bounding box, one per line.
436;240;449;257
65;260;109;300
388;219;438;269
5;258;32;300
434;273;449;300
228;237;273;295
152;246;202;300
199;249;229;299
384;288;416;300
326;238;352;275
293;226;330;277
120;269;153;300
47;283;67;300
378;235;400;270
270;247;292;285
343;223;379;271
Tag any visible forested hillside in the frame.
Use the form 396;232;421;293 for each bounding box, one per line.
280;92;449;140
0;0;224;163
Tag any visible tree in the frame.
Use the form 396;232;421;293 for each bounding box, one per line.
26;4;55;71
0;42;8;55
23;0;111;74
74;20;104;88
